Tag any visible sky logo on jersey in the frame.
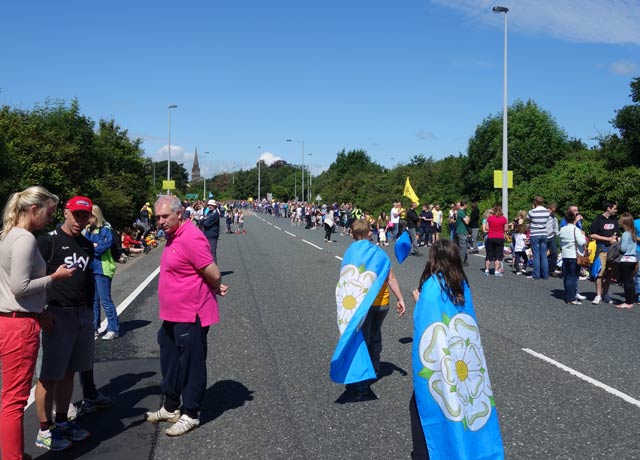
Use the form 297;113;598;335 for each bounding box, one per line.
64;254;89;270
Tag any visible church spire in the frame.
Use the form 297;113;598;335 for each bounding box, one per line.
192;147;201;181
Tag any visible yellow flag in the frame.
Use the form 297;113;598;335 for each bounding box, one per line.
403;177;420;204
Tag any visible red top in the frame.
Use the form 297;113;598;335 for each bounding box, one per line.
487;215;508;239
122;233;142;249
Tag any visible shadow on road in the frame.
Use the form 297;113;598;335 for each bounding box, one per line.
377;361;408;381
118;319;152;336
549;288;566;301
200;379;254;425
33;371;159;460
334;384;378;404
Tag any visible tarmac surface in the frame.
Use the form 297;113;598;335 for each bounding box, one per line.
20;212;640;459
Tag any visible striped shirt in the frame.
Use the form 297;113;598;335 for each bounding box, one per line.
528;206;550;237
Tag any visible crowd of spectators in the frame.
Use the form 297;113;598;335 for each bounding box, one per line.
249;196;639;309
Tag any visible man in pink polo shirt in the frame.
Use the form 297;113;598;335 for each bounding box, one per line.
146;195;228;436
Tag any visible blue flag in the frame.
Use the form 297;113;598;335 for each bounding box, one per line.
395;230;411;264
330;240;391;384
413;276;504;460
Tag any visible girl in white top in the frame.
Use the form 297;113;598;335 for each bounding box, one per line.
616;213;638;309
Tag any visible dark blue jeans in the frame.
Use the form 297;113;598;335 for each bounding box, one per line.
93;274;119;334
562;258;579;302
530;235;549;279
361;306;389;376
158;318;209;418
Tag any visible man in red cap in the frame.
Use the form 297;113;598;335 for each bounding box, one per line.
34;196;96;451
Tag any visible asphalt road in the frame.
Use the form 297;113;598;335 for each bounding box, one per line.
23;212;640;459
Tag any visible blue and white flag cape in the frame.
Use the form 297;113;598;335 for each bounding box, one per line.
330;240;391;384
413;275;504;460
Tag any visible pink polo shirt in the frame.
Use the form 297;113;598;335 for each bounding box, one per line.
158;220;219;326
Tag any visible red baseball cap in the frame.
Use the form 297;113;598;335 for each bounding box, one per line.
65;196;93;213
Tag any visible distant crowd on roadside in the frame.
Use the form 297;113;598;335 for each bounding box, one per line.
251;195;639;309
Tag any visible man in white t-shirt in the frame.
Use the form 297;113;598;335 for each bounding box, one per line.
390;202;400;240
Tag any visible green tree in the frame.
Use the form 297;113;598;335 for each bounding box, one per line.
464;99;569;201
89;119;151;229
610;76;640;167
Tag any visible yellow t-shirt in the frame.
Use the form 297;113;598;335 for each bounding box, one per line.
372;282;390;307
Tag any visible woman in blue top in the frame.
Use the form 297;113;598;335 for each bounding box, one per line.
84;205;118;339
616;213;638;309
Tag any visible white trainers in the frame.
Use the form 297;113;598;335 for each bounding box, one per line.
146;406;181;423
592;295;602;305
101;331;119;340
165;414;200;436
575;293;586;301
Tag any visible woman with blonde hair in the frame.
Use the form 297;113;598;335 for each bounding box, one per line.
0;186;76;457
84;205;119;340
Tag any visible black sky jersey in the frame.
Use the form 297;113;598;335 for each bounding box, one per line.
37;227;94;308
589;214;619;246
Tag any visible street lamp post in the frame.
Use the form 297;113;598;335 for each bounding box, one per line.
286;139;304;202
257;146;261;202
203;151;210;200
493;5;509;219
308;153;312;202
167;104;177;194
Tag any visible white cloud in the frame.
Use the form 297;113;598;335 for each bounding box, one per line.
431;0;640;45
258;152;283;165
154;144;187;162
610;60;639;75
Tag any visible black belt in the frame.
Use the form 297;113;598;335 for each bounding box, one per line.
0;311;40;319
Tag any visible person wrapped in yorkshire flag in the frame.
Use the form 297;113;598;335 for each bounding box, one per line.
330;219;405;396
410;239;504;460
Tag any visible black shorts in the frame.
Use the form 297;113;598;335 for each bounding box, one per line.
485;238;504;261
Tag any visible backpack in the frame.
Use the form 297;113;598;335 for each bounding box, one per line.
107;225;122;261
607;240;622;263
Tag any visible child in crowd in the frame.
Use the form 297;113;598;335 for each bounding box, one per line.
122;226;150;255
512;223;529;275
617;213;638;309
410;239;504;458
332;219;405;398
237;210;246;234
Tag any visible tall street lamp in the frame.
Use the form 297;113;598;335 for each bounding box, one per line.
286;139;304;202
257;146;261;202
307;153;312;202
493;5;509;219
203;151;210;200
167;104;178;194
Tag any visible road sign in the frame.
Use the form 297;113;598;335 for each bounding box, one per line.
493;171;513;188
162;180;176;190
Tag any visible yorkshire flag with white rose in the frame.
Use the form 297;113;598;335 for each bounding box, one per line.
413;276;504;460
330;240;391;384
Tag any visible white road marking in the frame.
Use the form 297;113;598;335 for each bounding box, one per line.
25;266;161;410
522;348;640;409
285;231;297;237
302;239;323;250
274;226;281;230
335;256;343;261
267;222;273;226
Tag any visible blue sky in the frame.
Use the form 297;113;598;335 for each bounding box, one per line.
2;0;639;179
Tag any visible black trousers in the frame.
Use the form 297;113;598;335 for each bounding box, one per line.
324;223;333;241
618;261;638;304
410;392;429;459
158;317;210;418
